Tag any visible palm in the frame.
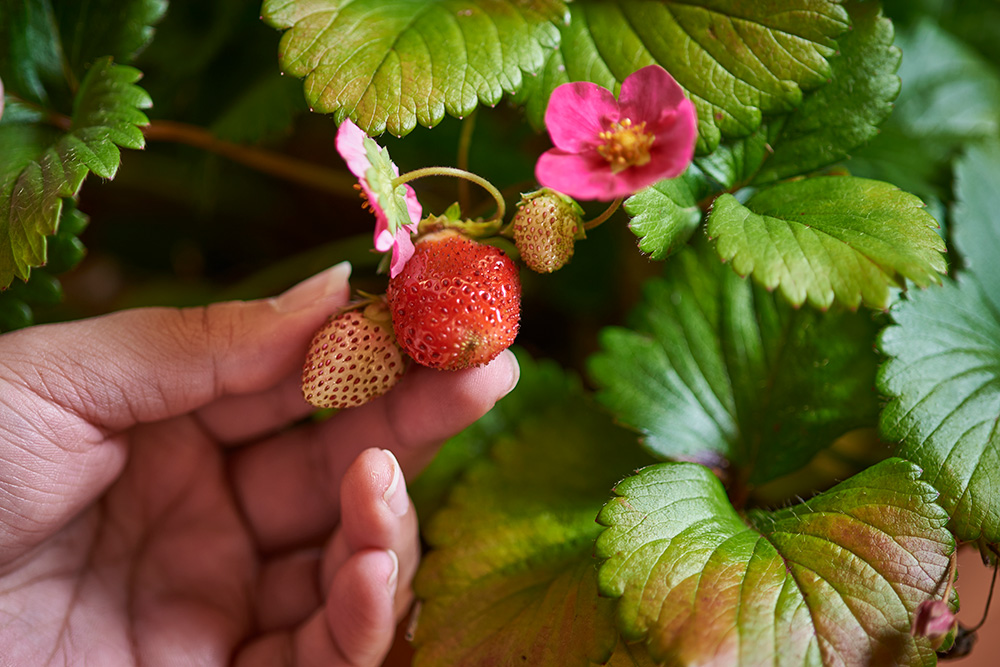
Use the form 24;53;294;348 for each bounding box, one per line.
5;417;256;664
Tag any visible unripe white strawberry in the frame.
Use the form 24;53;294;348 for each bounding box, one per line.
301;298;405;409
511;188;585;273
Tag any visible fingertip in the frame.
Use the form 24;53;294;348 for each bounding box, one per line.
492;348;521;399
442;347;520;413
275;261;353;314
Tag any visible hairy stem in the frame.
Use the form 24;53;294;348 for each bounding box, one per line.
583;197;623;230
142;120;359;198
394;166;505;223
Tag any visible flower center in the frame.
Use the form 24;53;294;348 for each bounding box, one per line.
597;119;655;173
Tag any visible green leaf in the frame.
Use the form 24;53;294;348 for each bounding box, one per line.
707;176;947;310
845;19;1000;201
693;124;774;191
844;124;951;203
516;0;849;154
951;140;1000;314
879;141;1000;545
879;277;1000;545
0;0;67;106
589;244;880;485
53;0;167;76
752;1;901;185
623;166;708;261
262;0;567;137
0;0;166;108
596;459;954;666
0;57;150;287
412;356;653;666
0;203;87;332
890;19;1000;146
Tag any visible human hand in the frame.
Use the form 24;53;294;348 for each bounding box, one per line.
0;263;519;666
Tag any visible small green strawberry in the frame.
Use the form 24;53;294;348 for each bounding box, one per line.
511;188;585;273
301;298;405;409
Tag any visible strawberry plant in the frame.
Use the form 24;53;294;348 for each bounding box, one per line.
4;0;1000;665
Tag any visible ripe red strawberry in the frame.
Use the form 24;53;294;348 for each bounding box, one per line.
512;188;584;273
387;230;520;370
301;299;405;409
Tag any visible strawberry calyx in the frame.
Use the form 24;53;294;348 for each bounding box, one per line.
417;208;505;240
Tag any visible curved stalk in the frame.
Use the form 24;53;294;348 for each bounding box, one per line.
394;166;505;223
583;197;624;230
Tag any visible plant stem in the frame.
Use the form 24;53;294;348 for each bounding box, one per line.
394;166;505;223
969;551;999;632
142;120;359;198
457;110;477;214
583;197;623;230
942;549;958;601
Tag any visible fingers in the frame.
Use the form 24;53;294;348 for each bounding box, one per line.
324;548;400;665
231;350;520;550
1;262;351;435
253;449;419;631
242;449;417;667
195;369;316;446
237;550;398;667
323;449;419;615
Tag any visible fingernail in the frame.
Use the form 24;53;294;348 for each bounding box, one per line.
499;349;520;397
381;449;409;517
275;262;352;313
385;549;399;596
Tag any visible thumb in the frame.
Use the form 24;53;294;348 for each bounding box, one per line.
3;262;352;433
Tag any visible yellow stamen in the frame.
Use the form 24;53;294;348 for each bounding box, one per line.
354;183;375;213
596;118;655;173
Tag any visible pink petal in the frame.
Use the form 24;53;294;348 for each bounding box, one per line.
388;227;416;277
607;160;683;196
374;225;395;252
335;118;372;180
618;65;689;126
536;149;627;201
0;76;5;122
404;185;423;225
544;81;619;153
646;99;699;177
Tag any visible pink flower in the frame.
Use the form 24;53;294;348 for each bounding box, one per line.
336;119;422;277
536;65;698;201
911;599;957;649
0;76;5;123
